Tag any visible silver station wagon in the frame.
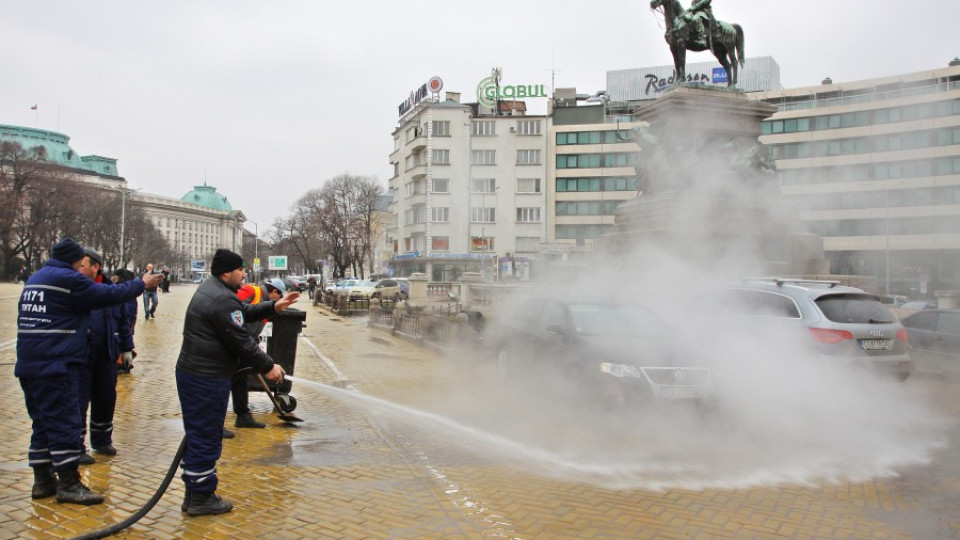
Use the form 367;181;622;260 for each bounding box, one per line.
700;278;913;381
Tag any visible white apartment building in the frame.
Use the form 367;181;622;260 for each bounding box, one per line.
751;64;960;296
388;92;547;282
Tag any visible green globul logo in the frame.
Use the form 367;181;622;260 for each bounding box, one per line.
476;76;547;108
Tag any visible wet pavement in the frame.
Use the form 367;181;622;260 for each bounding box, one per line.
2;281;960;539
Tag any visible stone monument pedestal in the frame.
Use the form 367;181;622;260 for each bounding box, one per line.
603;85;830;277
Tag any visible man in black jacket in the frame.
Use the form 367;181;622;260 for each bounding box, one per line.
175;248;299;517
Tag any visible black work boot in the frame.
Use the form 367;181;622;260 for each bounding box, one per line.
235;413;266;429
181;489;190;512
31;464;57;499
56;468;104;505
222;428;235;439
186;491;233;516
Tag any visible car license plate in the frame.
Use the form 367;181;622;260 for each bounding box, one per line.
860;339;892;351
660;387;703;399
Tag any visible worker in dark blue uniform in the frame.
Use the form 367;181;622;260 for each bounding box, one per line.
176;248;298;516
112;269;139;374
16;238;163;505
76;249;136;464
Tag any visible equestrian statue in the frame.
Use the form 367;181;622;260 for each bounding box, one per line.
649;0;744;87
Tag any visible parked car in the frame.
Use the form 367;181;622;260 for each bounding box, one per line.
370;279;403;301
899;300;938;311
494;297;712;408
285;275;307;292
344;279;377;300
329;279;359;297
899;309;960;369
694;278;913;381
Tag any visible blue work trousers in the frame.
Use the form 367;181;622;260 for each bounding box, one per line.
19;364;84;472
176;370;230;494
79;342;119;450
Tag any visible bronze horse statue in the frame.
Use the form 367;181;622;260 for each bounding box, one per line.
650;0;744;87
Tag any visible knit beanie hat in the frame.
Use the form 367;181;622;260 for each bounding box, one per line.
52;238;85;264
84;248;103;267
211;248;244;275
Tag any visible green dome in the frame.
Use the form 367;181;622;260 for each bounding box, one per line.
0;124;119;176
181;184;233;211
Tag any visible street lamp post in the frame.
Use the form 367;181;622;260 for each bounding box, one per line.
109;186;139;268
247;220;258;282
885;189;891;296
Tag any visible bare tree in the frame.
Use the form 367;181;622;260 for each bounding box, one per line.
0;141;48;278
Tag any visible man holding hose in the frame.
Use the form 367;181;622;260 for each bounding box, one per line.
175;248;299;516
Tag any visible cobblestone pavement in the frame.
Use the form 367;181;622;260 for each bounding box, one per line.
1;282;960;539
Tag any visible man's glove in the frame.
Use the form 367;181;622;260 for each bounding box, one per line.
121;350;135;371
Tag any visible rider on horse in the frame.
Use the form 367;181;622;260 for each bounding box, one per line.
680;0;717;49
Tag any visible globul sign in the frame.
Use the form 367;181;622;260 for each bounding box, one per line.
476;75;547;108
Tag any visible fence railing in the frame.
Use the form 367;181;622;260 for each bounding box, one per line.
368;302;484;352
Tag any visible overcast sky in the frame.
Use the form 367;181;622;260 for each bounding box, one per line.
2;1;957;234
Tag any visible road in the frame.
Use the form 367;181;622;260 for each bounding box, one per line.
1;281;959;539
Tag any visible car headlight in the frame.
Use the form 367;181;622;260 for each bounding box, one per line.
600;363;642;378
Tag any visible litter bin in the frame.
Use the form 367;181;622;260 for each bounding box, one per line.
248;308;306;395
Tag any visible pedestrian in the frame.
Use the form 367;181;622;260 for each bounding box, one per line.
161;267;171;293
16;238;162;505
112;269;138;374
175;248;298;516
306;275;317;300
142;263;159;320
230;278;287;431
75;249;136;465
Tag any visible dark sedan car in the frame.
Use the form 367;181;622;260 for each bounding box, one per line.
900;309;960;376
494;297;711;407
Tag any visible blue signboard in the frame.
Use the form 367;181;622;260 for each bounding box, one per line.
712;67;728;84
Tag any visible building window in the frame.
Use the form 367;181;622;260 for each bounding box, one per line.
471;149;496;165
405;205;426;225
471;178;496;193
431;236;449;251
517;178;541;193
516;207;541;223
432;149;450;164
472;121;496;136
516;149;541;165
430;207;449;222
516;120;542;135
405;179;425;197
515;237;541;253
470;207;496;222
431;178;449;193
556;201;619;215
432;120;450;136
470;236;495;252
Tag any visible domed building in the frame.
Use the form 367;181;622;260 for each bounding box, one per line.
136;183;246;279
0;123;247;277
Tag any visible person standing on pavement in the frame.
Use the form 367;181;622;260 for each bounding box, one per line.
76;249;136;464
112;269;138;374
142;263;159;320
16;238;162;505
175;248;299;516
229;278;287;432
306;275;317;300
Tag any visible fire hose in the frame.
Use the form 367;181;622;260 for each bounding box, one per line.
66;370;299;540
